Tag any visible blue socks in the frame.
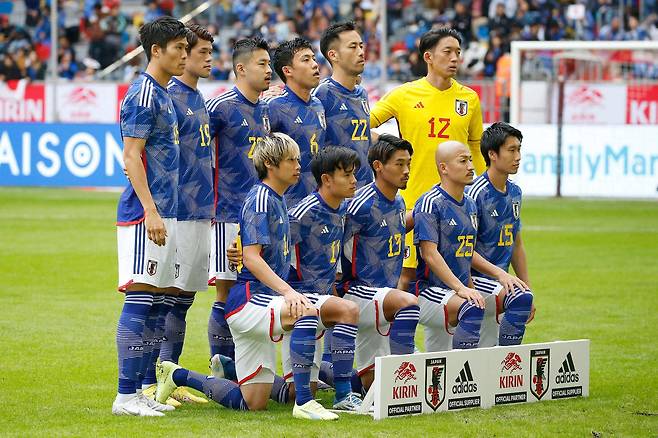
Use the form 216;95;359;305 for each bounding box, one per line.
138;294;161;385
319;361;334;387
390;305;420;355
142;295;175;386
321;328;333;362
331;323;358;401
499;292;533;346
270;374;290;404
208;301;235;359
173;368;248;411
452;301;485;349
116;292;153;394
160;294;195;363
290;316;318;406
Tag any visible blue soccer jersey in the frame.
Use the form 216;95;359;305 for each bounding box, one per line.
168;77;213;221
413;185;479;291
267;87;327;207
287;192;346;295
117;73;179;224
466;173;523;278
339;183;407;292
313;78;373;186
206;87;271;223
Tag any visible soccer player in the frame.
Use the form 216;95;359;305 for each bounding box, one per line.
268;37;327;208
413;141;526;352
314;21;373;187
113;16;188;417
370;28;487;292
151;24;215;405
339;134;420;391
206;38;272;363
156;133;338;420
466;122;535;347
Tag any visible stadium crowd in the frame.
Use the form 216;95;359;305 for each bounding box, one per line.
0;0;657;82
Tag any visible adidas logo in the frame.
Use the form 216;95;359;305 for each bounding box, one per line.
380;218;388;227
452;361;478;394
320;226;329;234
556;352;579;384
339;103;348;111
491;209;499;217
294;116;303;124
186;108;194;116
414;101;425;109
241;119;249;127
448;218;457;226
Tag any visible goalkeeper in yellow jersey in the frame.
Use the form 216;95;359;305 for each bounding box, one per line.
370;28;486;291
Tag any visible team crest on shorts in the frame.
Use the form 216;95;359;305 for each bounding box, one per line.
425;357;446;411
512;202;520;220
470;213;478;230
318;111;327;129
455;99;468;116
147;259;158;276
262;115;271;133
361;98;370;115
530;348;550;400
174;263;180;279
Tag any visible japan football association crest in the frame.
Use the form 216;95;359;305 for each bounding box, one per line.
360;98;370;115
455;99;468;116
470;213;478;230
147;259;158;276
425;357;446;411
512;202;520;220
262;115;271;133
530;348;550;400
318;111;327;129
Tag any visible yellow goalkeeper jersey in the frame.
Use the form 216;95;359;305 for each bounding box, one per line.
370;78;486;207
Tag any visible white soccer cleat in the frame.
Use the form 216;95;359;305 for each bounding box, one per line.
156;360;182;404
209;354;225;379
112;393;165;417
332;392;363;411
139;393;175;412
293;399;339;420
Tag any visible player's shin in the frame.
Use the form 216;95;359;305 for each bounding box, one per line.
116;292;154;395
270;374;290;404
138;294;161;386
208;301;235;359
160;294;195;363
143;295;176;387
290;316;319;406
452;301;485;349
389;305;420;355
331;323;358;401
322;329;333;362
173;369;248;410
499;292;533;346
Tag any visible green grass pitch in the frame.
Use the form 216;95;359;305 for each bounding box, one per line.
1;187;657;437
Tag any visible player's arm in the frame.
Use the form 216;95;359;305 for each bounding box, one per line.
123;137;166;246
419;240;485;308
242;244;312;318
405;210;414;233
467;96;486;175
369;87;401;129
472;251;528;295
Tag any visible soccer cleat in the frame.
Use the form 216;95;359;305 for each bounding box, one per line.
139;393;175;412
142;383;181;407
316;380;332;391
112;393;164;417
332;392;363;411
209;353;236;380
292;399;339;420
171;386;208;404
156;360;182;404
209;354;225;379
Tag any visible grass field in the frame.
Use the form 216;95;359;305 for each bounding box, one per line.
1;187;657;437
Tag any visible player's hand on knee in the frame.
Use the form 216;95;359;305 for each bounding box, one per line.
282;289;312;319
145;210;167;246
456;286;485;309
226;238;242;267
495;270;528;296
527;304;536;324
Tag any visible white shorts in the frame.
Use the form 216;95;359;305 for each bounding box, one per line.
343;285;392;375
281;294;332;383
472;276;508;348
417;287;455;353
209;222;239;284
226;294;286;385
117;218;177;291
174;220;211;292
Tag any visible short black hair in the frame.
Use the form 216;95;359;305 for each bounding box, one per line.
418;27;462;58
368;134;413;172
186;24;214;52
139;16;188;62
232;37;269;74
311;146;361;187
481;122;523;166
320;21;357;65
272;37;313;83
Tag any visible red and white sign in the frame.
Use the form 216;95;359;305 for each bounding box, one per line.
626;84;658;125
0;80;46;122
56;84;118;123
562;83;626;124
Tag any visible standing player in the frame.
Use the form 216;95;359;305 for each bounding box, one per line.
466;122;535;347
156;133;338;420
339;134;420;391
206;38;272;362
315;21;373;187
153;24;215;405
370;28;487;292
113;16;188;417
268;37;327;208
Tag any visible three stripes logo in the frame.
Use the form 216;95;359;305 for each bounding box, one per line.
448;218;458;226
556;352;579;384
414;101;425;109
491;209;499;217
186;108;194;116
294;116;303;124
339;103;348;111
452;361;478;394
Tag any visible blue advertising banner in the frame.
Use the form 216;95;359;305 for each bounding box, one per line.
0;123;127;187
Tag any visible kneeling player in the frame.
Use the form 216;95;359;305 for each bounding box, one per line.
339;134;420;391
156;133;337;420
466;122;535;347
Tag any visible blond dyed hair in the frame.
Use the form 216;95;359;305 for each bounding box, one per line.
253;132;300;180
